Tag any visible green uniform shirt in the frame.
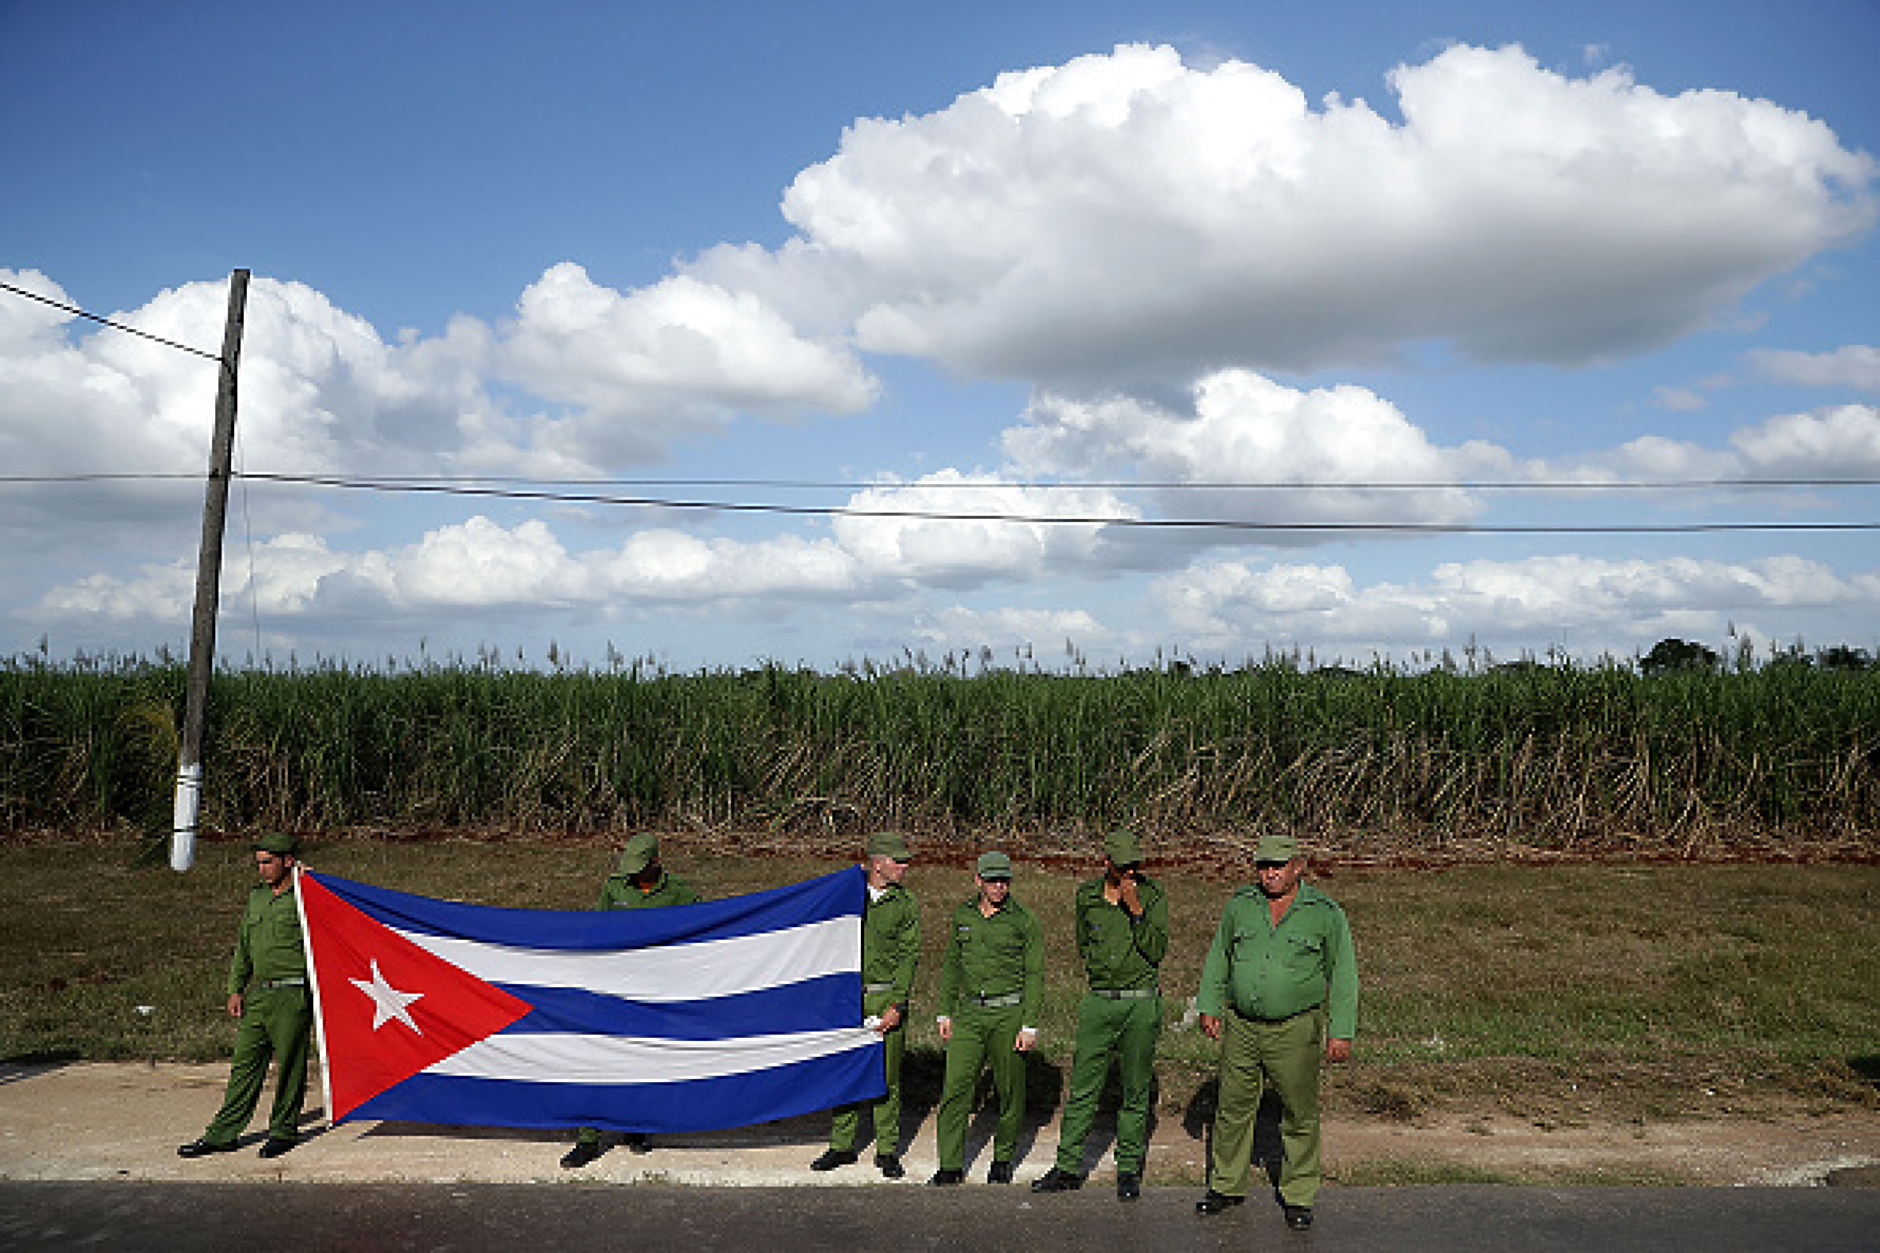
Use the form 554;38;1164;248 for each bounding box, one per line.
597;870;701;910
227;881;307;996
1074;874;1168;990
939;895;1043;1025
862;881;920;1006
1197;883;1358;1040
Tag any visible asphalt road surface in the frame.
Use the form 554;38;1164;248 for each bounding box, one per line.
4;1182;1879;1252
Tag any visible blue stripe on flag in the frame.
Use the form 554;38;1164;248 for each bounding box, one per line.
316;865;864;949
349;1045;887;1133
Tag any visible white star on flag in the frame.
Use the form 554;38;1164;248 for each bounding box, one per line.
349;957;425;1033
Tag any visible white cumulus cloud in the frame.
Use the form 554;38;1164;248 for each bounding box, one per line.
1543;403;1880;483
833;471;1131;586
495;263;879;466
1004;368;1505;531
0;266;878;491
1156;553;1880;654
1728;404;1880;476
1746;344;1880;393
695;42;1875;386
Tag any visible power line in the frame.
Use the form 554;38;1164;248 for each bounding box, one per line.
294;474;1880;491
230;471;1880;535
4;280;1873;509
3;470;1878;490
0;281;224;364
3;278;1875;501
0;473;202;483
4;469;1876;533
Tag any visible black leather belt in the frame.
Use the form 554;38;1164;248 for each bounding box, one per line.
1238;1002;1319;1024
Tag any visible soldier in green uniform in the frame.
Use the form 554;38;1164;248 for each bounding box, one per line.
177;831;313;1160
1194;834;1358;1231
810;830;921;1179
928;850;1042;1187
1030;828;1168;1201
560;832;702;1169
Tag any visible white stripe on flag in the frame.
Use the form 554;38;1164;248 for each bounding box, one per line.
398;914;859;1002
426;1025;882;1085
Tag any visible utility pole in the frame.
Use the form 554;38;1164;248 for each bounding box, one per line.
171;268;250;872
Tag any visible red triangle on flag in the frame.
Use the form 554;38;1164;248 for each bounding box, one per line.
301;872;532;1120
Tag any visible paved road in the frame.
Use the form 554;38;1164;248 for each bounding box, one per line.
4;1182;1879;1252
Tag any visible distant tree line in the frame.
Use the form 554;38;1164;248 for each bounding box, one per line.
1641;637;1876;677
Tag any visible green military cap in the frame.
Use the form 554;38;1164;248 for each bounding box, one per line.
975;850;1013;880
1103;828;1144;866
1254;833;1299;864
616;832;660;875
867;830;912;861
251;831;298;856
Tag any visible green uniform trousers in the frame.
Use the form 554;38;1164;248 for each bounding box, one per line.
935;1002;1027;1170
1055;991;1160;1175
1208;1004;1326;1206
828;988;907;1156
201;985;312;1145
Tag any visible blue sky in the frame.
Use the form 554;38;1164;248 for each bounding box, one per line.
4;0;1877;672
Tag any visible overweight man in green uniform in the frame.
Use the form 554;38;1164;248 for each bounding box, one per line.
1030;828;1168;1201
810;830;921;1179
1194;834;1357;1230
560;832;702;1169
929;850;1042;1187
177;831;313;1160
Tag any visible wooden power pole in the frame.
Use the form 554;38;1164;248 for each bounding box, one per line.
171;268;250;872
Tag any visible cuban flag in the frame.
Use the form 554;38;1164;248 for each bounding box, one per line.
295;865;884;1132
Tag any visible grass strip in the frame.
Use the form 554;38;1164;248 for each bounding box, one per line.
3;839;1875;1129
